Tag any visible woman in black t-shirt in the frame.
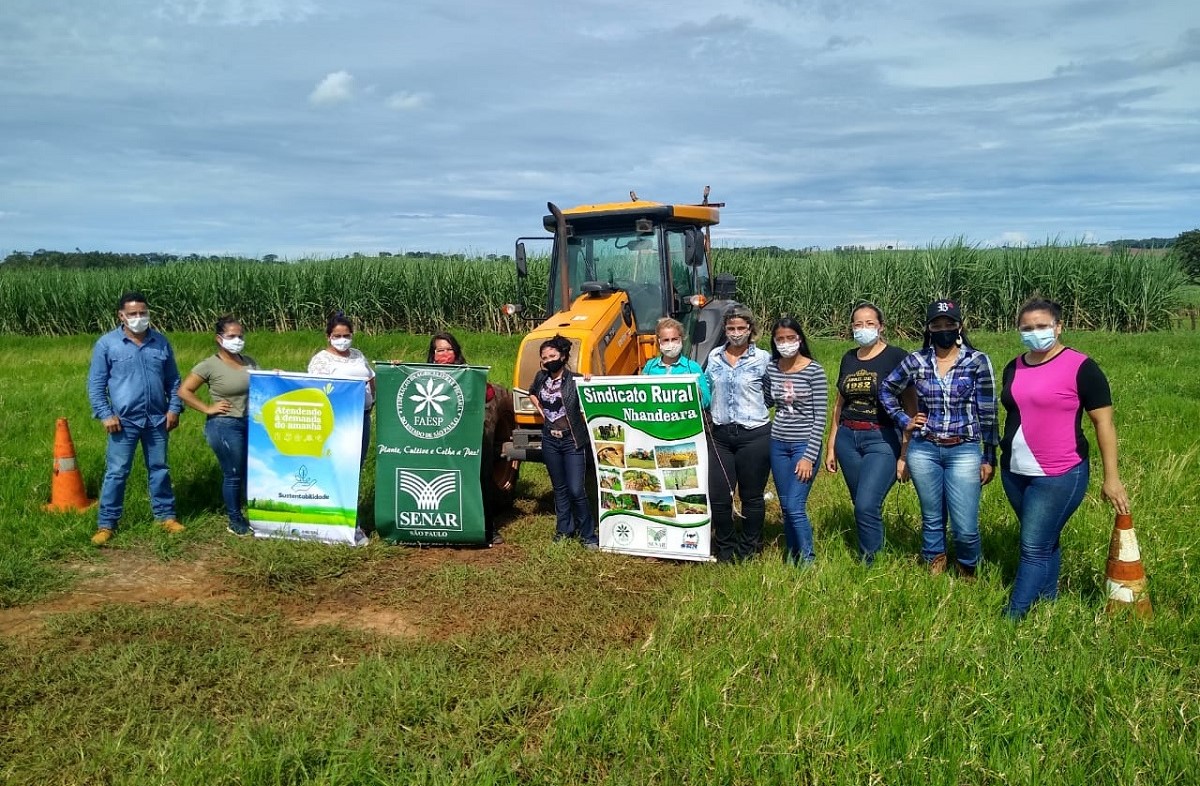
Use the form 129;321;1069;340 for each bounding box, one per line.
824;303;911;563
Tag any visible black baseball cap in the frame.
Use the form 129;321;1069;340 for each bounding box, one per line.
926;299;962;325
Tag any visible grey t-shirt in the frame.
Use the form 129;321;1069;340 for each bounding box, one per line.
189;354;259;418
764;360;828;462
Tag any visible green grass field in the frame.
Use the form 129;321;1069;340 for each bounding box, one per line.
249;507;359;527
1;329;1198;784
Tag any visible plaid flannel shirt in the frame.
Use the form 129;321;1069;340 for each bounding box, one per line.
880;346;999;465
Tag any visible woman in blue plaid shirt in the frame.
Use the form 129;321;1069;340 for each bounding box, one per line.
880;299;998;578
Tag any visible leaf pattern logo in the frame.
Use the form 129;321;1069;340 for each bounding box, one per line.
409;379;451;416
292;465;318;491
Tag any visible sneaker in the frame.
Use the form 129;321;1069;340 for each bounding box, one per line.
158;519;186;534
582;539;600;551
489;533;505;546
928;553;948;576
91;528;114;546
227;523;252;537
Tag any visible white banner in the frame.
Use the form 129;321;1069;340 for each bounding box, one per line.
576;375;713;562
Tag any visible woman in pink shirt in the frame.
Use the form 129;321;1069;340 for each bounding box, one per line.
999;299;1130;618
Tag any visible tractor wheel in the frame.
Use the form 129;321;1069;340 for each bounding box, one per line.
481;383;520;517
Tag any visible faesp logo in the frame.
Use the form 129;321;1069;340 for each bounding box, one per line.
395;467;463;530
395;368;465;440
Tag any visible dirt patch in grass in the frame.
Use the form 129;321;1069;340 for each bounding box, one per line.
0;550;236;637
0;540;682;650
289;601;421;637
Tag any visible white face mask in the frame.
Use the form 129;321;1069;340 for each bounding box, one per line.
220;337;245;354
725;330;750;347
659;340;682;359
124;315;150;334
776;341;800;358
853;327;879;347
330;337;353;352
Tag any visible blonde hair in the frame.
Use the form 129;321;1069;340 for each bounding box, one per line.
655;317;684;338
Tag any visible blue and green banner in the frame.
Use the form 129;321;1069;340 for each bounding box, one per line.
576;375;713;562
374;363;488;545
246;371;367;545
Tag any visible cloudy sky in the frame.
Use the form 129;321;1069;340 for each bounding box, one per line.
2;0;1196;256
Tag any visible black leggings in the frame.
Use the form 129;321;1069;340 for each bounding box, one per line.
708;423;772;562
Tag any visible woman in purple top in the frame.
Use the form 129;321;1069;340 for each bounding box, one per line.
1000;299;1130;618
528;334;598;548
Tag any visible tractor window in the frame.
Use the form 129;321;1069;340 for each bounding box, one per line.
548;230;667;330
666;228;711;304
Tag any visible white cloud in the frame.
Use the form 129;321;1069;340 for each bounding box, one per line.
309;71;355;105
386;91;429;111
995;232;1031;248
158;0;319;26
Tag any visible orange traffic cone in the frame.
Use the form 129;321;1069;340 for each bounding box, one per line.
1104;512;1151;618
44;418;96;512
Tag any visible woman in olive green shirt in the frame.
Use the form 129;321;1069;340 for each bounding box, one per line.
178;315;259;535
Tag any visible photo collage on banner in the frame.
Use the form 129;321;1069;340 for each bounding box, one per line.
374;363;488;545
577;375;713;561
246;371;367;545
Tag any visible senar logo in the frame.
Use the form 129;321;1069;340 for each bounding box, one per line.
395;369;465;440
394;467;463;531
398;470;456;510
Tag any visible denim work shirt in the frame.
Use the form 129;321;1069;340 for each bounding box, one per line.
704;343;771;428
87;327;183;428
879;345;999;464
641;355;712;409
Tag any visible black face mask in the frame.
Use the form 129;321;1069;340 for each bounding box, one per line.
543;358;566;374
930;329;959;349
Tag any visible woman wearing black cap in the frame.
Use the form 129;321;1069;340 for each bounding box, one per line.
879;299;998;578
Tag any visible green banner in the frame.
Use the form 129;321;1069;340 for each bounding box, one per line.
577;375;713;562
374;364;487;545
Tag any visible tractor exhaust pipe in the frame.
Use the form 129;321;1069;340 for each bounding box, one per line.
548;202;571;314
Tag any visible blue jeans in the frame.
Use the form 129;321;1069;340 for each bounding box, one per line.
833;424;900;562
770;440;818;563
1002;462;1089;618
205;416;249;529
542;432;596;542
97;421;176;530
905;437;983;567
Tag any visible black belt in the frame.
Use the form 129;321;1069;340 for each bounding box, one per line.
713;422;767;435
548;429;567;439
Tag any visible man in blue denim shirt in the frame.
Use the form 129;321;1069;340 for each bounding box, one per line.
86;291;185;545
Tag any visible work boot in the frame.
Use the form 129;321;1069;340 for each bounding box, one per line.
158;519;186;534
955;561;977;582
91;528;114;546
928;553;948;576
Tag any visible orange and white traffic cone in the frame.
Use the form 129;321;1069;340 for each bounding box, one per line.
1104;512;1152;618
44;418;96;512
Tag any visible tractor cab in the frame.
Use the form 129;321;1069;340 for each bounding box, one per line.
503;194;734;463
543;202;717;344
